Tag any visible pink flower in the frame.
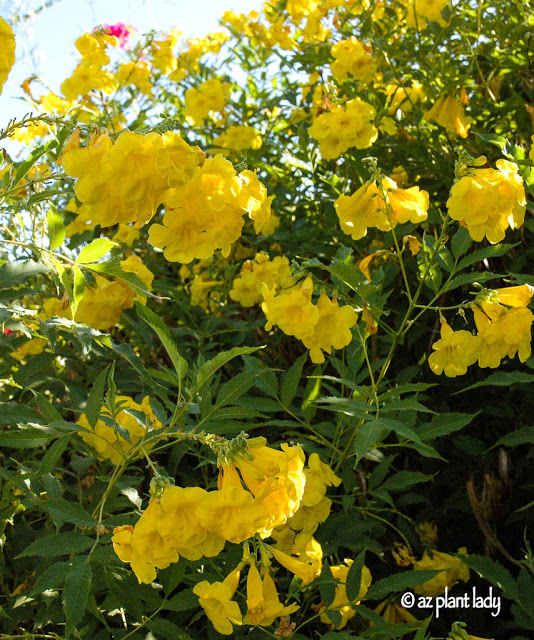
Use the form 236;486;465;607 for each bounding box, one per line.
99;22;134;48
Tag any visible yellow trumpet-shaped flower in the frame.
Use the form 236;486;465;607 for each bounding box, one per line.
424;95;472;138
319;559;372;629
244;564;299;626
413;548;470;597
193;568;243;635
428;320;479;377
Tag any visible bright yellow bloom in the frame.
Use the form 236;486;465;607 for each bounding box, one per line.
493;284;534;307
386;82;424;114
214;125;263;151
230;253;292;307
77;395;160;464
406;0;450;27
115;60;152;95
185;78;230;125
474;305;533;367
330;37;377;83
270;546;317;584
375;600;419;623
193;569;243;635
239;170;274;234
244;564;299;626
112;224;141;246
157;486;210;550
319;560;372;628
0;17;15;96
309;99;378;159
428;320;479;377
446;159;526;243
413;548;470;596
424;95;472;138
262;276;319;340
302;291;358;363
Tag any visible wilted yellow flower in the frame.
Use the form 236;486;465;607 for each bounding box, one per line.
413;547;470;596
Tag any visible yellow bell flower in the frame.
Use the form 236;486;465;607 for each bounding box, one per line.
193;568;243;635
319;559;372;629
244;564;299;626
424;95;472;138
428;320;479;377
413;547;470;596
262;276;319;340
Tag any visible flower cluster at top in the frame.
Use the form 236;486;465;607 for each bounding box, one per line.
262;276;358;363
60;129;274;263
429;285;534;377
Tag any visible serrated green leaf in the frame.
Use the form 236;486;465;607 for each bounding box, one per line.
38;435;71;475
451;226;473;260
71;265;85;317
149;619;193;640
136;302;188;384
18;532;94;557
319;562;337;608
413;616;432;640
90;259;155;298
30;391;63;423
364;570;441;600
39;499;95;527
460;554;519;599
13;138;58;185
346;551;366;602
441;271;503;293
76;238;116;264
455;371;534;394
456;243;518;272
418;412;478;440
215;371;258;409
354;419;390;465
380;471;433;492
63;558;92;637
47;205;65;250
492;426;534;448
195;346;262;389
281;353;307;406
163;587;199;612
0;428;56;448
0;260;50;289
0;402;45;425
86;365;110;428
30;561;71;595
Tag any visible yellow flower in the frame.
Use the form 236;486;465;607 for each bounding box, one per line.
230;254;292;307
386;82;424;114
428;320;479;377
9;337;47;361
262;276;319;340
492;284;534;308
244;564;299;626
446;159;526;243
406;0;450;27
330;37;377;83
214;125;263;151
392;543;416;566
424;95;472;138
193;569;243;635
77;395;159;464
0;17;16;96
319;559;373;628
270;546;317;584
185;78;230;125
112;224;141;246
302;291;358;363
374;600;419;623
413;548;470;596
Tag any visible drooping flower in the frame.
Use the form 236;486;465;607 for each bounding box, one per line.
244;564;299;626
413;548;470;596
193;568;243;635
424;95;472;138
428;320;479;377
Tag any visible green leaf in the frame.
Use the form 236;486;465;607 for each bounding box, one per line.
346;550;366;602
30;391;63;423
492;426;534;448
215;371;258;409
0;260;49;289
460;554;519;599
418;412;478;440
38;435;71;475
364;570;442;600
136;302;188;383
163;587;199;612
86;365;110;428
195;346;262;389
281;353;307;406
0;428;56;448
451;226;473;260
47;205;65;250
76;238;116;264
456;243;518;272
63;558;93;637
30;561;71;595
18;532;94;557
39;499;95;528
90;259;155;298
319;562;337;608
455;371;534;394
71;265;85;318
380;471;433;493
353;419;390;465
413;616;432;640
0;402;45;425
13;138;58;185
149;619;193;640
441;271;504;293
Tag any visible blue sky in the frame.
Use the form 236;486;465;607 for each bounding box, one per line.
1;0;263;127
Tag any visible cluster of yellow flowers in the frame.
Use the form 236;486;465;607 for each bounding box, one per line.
447;158;526;243
0;17;15;97
386;82;425;114
214;124;263;151
405;0;450;28
309;98;378;159
335;176;429;240
185;77;230;125
61;32;119;99
230;253;292;307
77;396;159;464
429;285;534;377
262;276;358;363
330;36;377;83
61;129;274;263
